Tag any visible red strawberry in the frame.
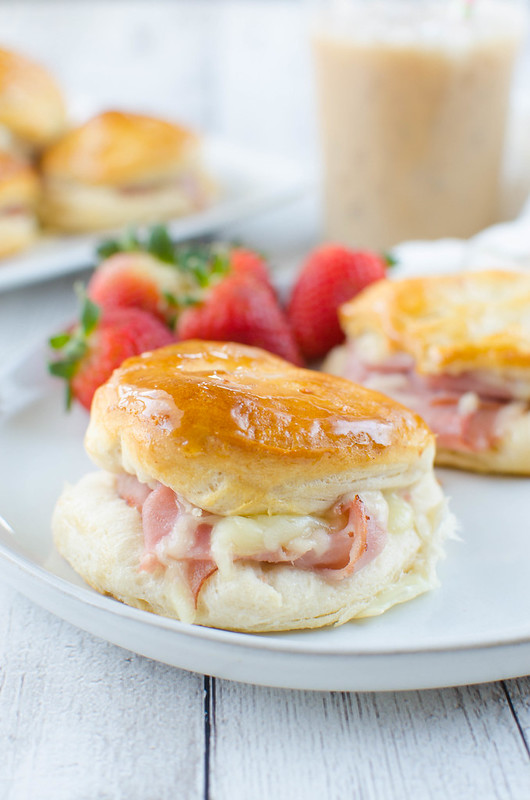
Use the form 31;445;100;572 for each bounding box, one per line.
49;297;174;410
87;253;186;325
287;245;387;360
229;247;272;289
177;273;303;365
88;236;274;327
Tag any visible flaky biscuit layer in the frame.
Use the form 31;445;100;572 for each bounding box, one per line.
340;271;530;379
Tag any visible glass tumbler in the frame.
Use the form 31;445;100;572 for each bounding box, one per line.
311;0;526;251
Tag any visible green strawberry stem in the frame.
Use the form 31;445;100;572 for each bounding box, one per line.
96;224;234;287
382;251;398;268
48;289;102;410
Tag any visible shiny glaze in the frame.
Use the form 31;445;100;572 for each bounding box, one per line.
103;341;430;459
340;271;530;376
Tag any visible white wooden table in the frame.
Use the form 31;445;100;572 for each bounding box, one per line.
0;2;529;797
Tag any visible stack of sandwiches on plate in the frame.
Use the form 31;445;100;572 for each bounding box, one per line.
0;46;215;258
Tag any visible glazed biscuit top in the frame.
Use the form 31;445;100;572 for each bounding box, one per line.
41;111;199;186
0;48;66;146
86;341;433;516
340;270;530;376
90;340;429;461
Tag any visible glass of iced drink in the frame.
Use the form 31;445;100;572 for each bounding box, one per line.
311;0;526;251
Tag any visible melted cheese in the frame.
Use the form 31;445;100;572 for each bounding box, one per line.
211;514;330;576
209;475;442;576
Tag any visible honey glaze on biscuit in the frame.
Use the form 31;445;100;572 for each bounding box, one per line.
116;386;183;432
107;341;429;458
340;271;530;375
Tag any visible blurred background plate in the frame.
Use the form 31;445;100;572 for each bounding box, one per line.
0;138;312;294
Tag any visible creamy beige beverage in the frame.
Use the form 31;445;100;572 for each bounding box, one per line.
312;0;525;250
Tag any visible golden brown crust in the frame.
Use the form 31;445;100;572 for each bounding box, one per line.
0;150;39;208
41;110;200;186
85;340;434;516
340;271;530;376
0;48;66;147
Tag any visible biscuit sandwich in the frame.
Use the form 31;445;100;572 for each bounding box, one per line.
0;48;66;156
40;110;215;232
325;270;530;474
53;340;454;632
0;150;39;257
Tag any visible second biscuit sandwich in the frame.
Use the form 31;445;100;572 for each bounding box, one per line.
40;110;214;232
326;270;530;474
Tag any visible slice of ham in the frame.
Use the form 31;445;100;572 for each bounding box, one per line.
325;497;387;579
116;475;388;605
139;484;216;603
116;473;152;511
253;497;385;581
142;484;180;553
343;345;527;453
118;172;206;210
186;561;218;603
425;372;517;402
423;394;505;452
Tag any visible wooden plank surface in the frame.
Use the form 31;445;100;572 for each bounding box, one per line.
210;680;530;800
0;587;206;800
504;678;530;759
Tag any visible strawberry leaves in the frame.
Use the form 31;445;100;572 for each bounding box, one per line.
383;251;398;268
96;224;233;289
146;225;176;264
96;225;176;264
96;229;142;260
49;227;282;409
176;244;230;286
48;290;101;409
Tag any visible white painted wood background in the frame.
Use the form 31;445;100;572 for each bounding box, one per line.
0;2;530;798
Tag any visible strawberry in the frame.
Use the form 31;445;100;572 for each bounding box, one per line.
287;245;387;360
89;226;275;327
87;252;190;326
176;273;303;365
229;247;272;289
49;294;175;410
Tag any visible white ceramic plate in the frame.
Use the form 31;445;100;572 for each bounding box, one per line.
1;343;530;692
0;139;310;293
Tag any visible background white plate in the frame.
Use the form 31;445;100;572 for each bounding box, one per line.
1;343;530;691
0;139;310;294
